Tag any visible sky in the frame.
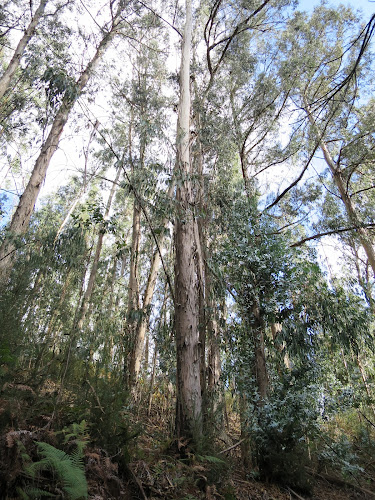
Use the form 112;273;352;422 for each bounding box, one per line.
2;0;375;274
299;0;374;17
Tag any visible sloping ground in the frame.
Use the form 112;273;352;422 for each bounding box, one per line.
0;383;374;499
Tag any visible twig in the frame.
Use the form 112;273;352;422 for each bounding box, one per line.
86;379;105;414
359;410;375;430
127;464;148;500
218;438;246;455
287;487;306;500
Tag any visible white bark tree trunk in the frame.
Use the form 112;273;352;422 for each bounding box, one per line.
304;100;375;276
175;0;202;440
0;0;48;100
0;6;124;284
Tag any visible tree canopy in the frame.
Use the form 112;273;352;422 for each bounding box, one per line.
1;0;375;498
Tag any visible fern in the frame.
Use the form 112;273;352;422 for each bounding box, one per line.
59;420;90;456
25;441;88;500
196;454;226;465
17;486;57;499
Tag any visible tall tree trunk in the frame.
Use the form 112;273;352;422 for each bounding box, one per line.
0;6;124;283
252;301;268;401
304;100;375;276
175;0;202;440
128;182;174;386
0;0;48;100
54;120;98;243
125;198;141;382
348;237;375;312
194;124;207;403
75;167;121;330
207;272;221;392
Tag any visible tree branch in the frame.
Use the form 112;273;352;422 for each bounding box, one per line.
291;224;375;248
264;142;319;211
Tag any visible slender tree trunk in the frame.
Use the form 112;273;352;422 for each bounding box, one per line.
349;237;375;312
147;344;158;416
0;0;48;100
75;168;121;330
252;301;268;401
304;100;375;276
194;133;207;402
128;182;174;386
175;0;202;440
0;7;124;283
207;276;221;392
124;198;141;382
351;351;375;419
54;121;98;243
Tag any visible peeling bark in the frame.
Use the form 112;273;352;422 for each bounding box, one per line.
175;0;202;440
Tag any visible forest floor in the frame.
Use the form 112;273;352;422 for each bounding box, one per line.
83;398;375;500
1;384;375;499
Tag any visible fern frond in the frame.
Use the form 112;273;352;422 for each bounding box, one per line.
25;486;57;498
197;454;226;465
25;441;88;500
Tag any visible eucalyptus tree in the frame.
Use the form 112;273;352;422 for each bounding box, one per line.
0;0;136;284
278;5;375;276
0;0;74;195
173;0;204;440
214;173;373;479
99;10;172;387
170;0;301;441
0;0;49;100
0;182;90;386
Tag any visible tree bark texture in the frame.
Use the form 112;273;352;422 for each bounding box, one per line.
175;0;202;440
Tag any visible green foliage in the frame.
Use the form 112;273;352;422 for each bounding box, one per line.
87;376;138;463
58;420;90;456
196;454;226;465
319;431;364;479
24;441;87;499
41;66;78;107
246;370;319;492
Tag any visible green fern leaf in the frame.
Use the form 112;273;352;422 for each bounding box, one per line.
25;441;88;500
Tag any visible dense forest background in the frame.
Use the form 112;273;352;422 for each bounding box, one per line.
1;0;375;498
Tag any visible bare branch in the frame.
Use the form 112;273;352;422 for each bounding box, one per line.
291;223;375;248
264;142;319;211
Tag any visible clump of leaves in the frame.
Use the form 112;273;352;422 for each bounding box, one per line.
248;370;320;493
19;441;88;499
58;420;90;456
318;431;364;479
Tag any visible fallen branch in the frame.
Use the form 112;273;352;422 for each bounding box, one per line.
127;464;148;500
86;379;105;414
218;438;246;455
287;486;306;500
